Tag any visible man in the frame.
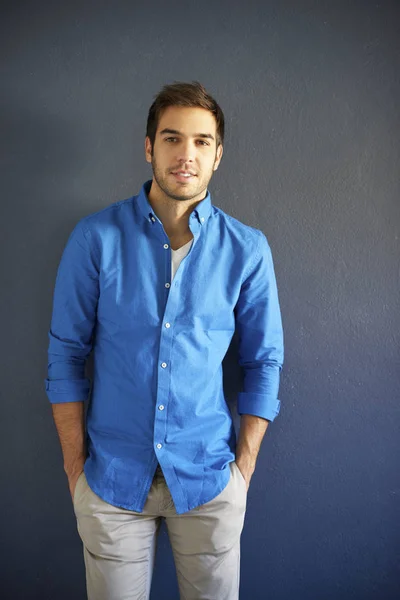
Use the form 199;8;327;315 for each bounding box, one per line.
45;81;284;600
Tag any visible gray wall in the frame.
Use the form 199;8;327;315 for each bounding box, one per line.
1;1;399;598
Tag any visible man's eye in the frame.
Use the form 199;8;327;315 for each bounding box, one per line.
164;138;209;146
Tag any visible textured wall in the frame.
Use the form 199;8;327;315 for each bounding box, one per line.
1;1;399;598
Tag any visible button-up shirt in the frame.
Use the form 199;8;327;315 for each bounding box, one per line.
44;179;284;514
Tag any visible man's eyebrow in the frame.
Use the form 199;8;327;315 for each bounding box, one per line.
159;128;215;141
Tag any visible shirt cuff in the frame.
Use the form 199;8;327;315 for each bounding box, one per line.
44;378;91;403
237;392;281;422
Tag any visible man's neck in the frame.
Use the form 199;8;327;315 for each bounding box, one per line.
147;178;205;240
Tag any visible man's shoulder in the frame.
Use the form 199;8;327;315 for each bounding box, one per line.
212;204;266;247
76;196;135;233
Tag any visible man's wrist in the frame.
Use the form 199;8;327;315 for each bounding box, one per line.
235;452;256;475
64;458;85;478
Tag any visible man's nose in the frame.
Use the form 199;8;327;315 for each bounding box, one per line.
176;140;195;163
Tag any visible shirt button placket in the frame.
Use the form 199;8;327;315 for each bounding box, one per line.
155;239;175;462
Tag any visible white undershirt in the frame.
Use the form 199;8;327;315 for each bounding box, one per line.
171;239;193;280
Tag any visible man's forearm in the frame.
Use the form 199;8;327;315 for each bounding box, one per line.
52;401;86;477
235;414;269;487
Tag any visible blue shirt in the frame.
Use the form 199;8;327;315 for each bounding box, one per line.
45;179;284;514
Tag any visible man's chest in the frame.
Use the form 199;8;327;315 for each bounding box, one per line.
96;232;245;335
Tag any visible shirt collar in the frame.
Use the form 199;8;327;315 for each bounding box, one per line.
136;179;212;226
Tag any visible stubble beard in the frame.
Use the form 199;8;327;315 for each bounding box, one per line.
150;153;216;202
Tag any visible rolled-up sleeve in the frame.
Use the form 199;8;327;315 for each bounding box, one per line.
234;231;284;422
44;221;99;404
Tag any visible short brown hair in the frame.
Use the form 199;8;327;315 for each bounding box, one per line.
146;81;225;153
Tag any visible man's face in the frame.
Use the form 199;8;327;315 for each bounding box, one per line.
145;105;223;202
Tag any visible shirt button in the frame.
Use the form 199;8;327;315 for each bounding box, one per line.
158;405;164;410
150;216;156;222
201;217;205;223
156;443;162;449
163;244;169;249
161;362;167;368
165;322;171;328
165;283;170;288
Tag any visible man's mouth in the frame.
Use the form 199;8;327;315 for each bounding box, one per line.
171;171;197;182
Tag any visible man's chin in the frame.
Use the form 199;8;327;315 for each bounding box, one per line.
164;183;201;201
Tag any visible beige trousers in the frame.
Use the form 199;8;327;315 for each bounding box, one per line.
73;461;247;600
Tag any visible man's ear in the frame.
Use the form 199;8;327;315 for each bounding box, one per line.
214;144;223;171
145;137;152;163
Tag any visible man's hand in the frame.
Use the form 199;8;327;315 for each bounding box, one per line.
235;458;255;492
235;413;270;492
67;468;84;503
